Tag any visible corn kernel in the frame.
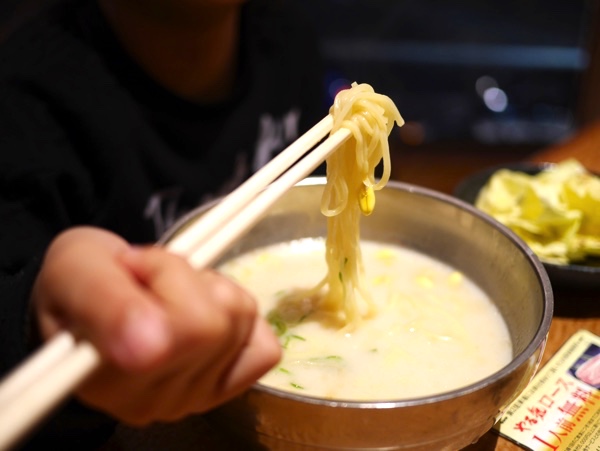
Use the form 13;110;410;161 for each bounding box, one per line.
375;248;396;265
359;184;376;215
416;275;434;289
372;275;390;286
448;271;463;285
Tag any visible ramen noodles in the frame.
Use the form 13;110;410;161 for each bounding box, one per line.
315;83;404;327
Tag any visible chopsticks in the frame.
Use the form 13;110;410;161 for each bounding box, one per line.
167;114;336;266
0;114;351;450
0;333;99;450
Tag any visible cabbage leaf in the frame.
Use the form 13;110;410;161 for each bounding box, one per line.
475;159;600;265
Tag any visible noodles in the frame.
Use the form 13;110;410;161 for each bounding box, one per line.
314;82;404;327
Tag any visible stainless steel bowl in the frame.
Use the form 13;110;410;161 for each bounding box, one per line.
161;177;553;451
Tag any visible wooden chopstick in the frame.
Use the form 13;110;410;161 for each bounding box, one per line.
0;337;100;450
0;115;350;451
166;115;334;259
184;125;351;269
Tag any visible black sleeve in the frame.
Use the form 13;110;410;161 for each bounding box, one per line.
0;85;69;374
0;84;117;450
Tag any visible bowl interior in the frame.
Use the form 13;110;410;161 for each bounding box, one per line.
210;178;552;360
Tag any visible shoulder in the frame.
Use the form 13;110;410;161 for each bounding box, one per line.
1;2;84;73
0;1;143;183
0;0;123;106
0;0;142;151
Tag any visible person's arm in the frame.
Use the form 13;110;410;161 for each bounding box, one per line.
0;86;78;376
0;82;120;447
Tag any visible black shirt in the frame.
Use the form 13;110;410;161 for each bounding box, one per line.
0;0;324;448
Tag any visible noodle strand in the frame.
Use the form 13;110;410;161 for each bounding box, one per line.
317;82;404;328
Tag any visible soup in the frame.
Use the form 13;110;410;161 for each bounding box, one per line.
219;238;512;401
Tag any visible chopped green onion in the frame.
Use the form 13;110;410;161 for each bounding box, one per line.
296;355;345;368
267;312;287;336
324;355;342;361
298;313;310;323
283;334;306;349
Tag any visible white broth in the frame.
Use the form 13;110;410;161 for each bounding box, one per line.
219;238;512;400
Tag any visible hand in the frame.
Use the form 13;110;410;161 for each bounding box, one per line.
32;226;281;425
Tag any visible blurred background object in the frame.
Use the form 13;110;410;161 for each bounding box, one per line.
292;0;600;192
2;0;599;192
302;0;597;143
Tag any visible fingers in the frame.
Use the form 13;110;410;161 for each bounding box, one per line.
211;314;281;406
33;227;128;336
31;226;281;424
118;247;259;368
33;228;171;369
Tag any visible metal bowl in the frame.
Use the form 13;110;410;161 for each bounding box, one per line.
161;177;553;451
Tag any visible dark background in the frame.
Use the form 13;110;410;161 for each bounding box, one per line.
297;0;597;145
286;0;600;191
2;0;599;191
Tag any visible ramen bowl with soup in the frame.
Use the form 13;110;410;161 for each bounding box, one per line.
160;177;553;451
